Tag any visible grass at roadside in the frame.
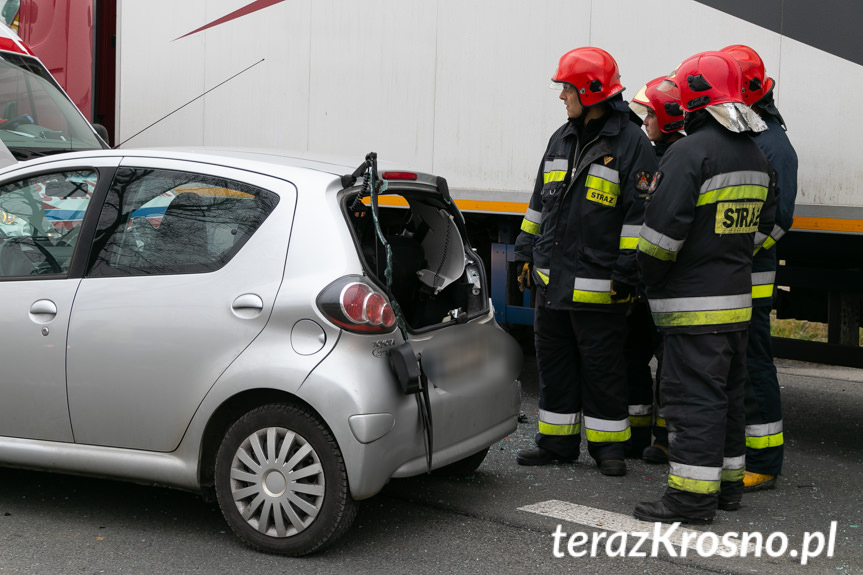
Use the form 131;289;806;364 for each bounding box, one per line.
770;311;863;345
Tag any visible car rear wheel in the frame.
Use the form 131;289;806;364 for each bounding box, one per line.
214;403;357;556
431;447;489;476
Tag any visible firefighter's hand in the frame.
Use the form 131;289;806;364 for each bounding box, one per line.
516;261;531;292
610;280;635;302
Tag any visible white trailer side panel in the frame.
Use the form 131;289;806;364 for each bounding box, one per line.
115;0;863;217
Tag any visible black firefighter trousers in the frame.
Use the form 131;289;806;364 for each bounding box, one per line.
661;330;747;517
533;291;630;463
744;304;784;475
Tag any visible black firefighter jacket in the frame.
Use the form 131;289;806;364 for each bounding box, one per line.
750;111;798;307
515;99;657;311
637;110;777;335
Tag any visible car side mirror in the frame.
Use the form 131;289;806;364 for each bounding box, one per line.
93;123;111;147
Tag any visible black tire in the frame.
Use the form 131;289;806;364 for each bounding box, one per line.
214;403;358;556
431;447;489;476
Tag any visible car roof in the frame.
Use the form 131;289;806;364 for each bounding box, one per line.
0;147;435;185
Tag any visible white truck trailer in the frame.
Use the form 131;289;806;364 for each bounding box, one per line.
10;0;863;364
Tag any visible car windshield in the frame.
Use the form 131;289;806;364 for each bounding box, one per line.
0;51;104;160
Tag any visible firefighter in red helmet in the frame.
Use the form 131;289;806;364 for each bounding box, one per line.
514;47;656;476
634;51;776;522
720;44;798;494
625;76;686;463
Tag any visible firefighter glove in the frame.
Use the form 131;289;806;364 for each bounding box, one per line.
516;261;531;292
610;279;634;302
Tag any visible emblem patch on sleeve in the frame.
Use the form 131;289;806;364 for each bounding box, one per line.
647;171;662;193
635;171;652;191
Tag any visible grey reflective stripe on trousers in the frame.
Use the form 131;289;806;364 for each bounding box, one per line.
746;421;783;437
628;404;653;416
670;462;722;481
723;455;745;471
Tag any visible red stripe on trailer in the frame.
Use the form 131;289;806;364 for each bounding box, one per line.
175;0;286;40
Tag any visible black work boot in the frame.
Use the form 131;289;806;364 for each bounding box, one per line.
642;443;669;464
633;500;713;525
516;447;576;466
598;459;627;476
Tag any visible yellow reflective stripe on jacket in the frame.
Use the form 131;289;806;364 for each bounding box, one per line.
520;207;542;235
638;224;683;262
697;184;769;206
538;409;581;436
584;415;631;443
572;277;614;304
620;224;641;250
585;174;620;196
649;294;751;327
752;271;776;300
668;462;721;494
746;421;784;449
585;164;621;207
655;416;666;428
543;158;569;184
520;219;539;234
722;455;746;482
534;267;550;286
628;404;653;428
697;170;771;206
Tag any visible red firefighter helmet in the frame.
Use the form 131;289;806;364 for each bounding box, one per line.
720;44;775;105
630;76;685;133
670;51;745;112
551;47;625;107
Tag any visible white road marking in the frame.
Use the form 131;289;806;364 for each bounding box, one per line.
518;499;756;554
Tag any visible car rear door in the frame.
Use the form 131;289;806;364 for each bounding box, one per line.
65;157;296;451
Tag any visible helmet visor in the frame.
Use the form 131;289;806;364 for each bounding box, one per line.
629;101;651;117
631;84;650;106
656;79;678;95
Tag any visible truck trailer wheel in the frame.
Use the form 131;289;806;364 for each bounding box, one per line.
214;403;358;556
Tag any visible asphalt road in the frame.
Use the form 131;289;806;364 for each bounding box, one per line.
1;353;861;575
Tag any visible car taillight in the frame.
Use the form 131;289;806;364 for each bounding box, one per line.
317;276;398;333
381;171;417;181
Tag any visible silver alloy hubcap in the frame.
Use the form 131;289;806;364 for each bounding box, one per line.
230;426;325;537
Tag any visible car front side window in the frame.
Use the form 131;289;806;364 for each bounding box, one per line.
0;169;96;278
87;167;278;277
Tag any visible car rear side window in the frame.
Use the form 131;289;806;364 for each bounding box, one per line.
0;170;97;278
87;167;278;277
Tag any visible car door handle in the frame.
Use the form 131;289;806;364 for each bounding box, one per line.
29;299;58;323
231;294;264;319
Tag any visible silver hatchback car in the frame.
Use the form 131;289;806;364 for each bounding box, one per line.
0;148;522;555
